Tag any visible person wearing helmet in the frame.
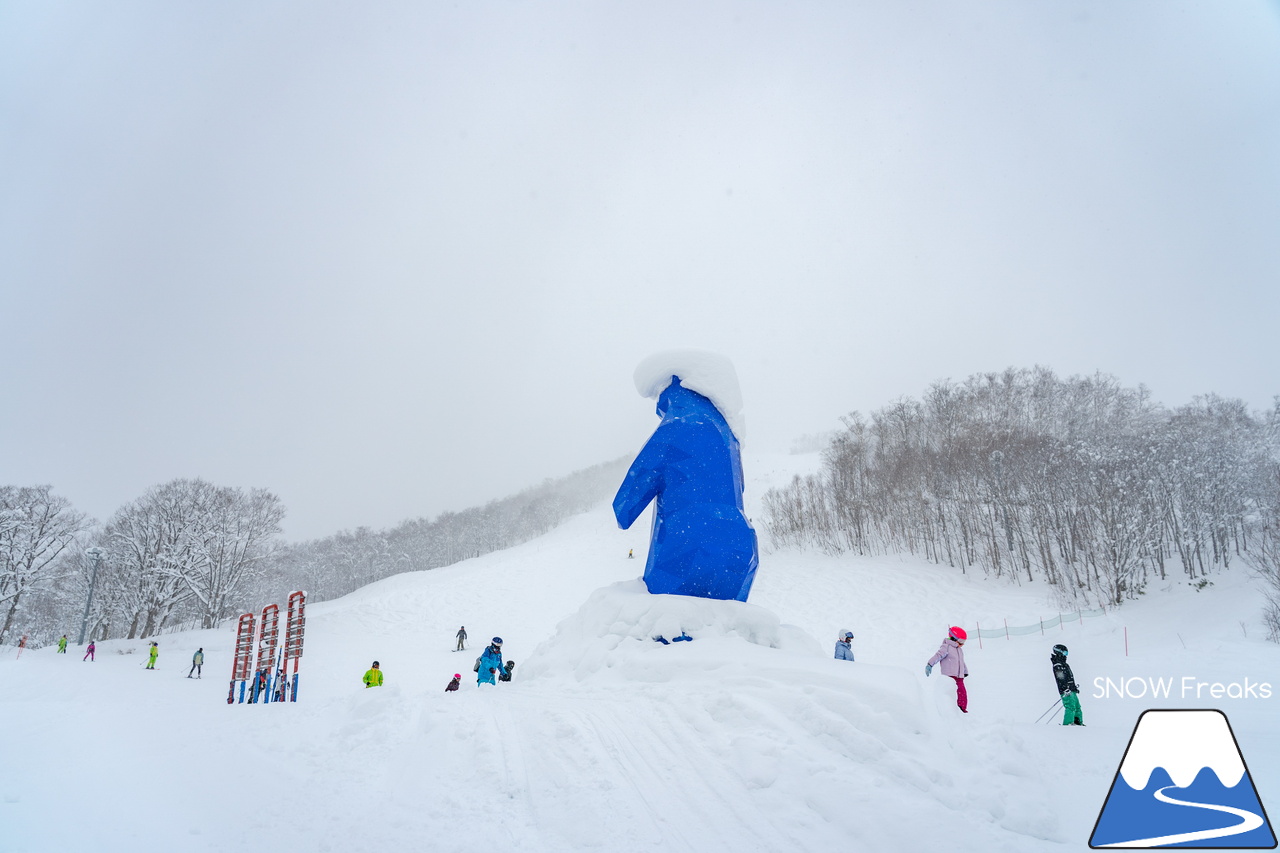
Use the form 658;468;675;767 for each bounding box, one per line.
363;661;383;688
456;626;467;651
925;627;969;713
498;660;516;682
146;641;159;670
446;673;461;692
834;630;855;662
477;638;504;686
1051;644;1084;726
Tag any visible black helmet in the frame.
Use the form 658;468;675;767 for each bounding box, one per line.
372;661;380;667
1051;644;1068;658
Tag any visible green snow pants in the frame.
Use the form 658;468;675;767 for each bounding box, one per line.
1061;691;1082;725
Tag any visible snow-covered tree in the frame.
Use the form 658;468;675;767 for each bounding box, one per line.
100;479;284;637
0;485;88;645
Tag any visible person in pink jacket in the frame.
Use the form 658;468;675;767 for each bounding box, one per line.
925;626;969;713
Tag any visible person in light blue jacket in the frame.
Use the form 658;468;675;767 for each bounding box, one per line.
834;630;855;661
477;638;504;686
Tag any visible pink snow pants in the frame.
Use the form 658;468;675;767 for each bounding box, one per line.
951;676;968;712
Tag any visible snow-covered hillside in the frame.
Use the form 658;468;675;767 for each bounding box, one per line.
2;453;1278;853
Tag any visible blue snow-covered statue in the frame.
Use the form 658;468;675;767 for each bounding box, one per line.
613;351;759;602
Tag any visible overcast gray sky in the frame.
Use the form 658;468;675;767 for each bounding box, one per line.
3;1;1278;541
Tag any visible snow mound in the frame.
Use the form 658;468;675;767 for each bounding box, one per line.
521;580;819;682
633;349;746;440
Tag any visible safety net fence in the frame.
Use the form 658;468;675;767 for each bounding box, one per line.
968;607;1108;641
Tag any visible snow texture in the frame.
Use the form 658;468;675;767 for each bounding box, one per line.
633;349;745;441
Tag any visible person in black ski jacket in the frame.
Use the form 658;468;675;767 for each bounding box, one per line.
1051;643;1084;726
498;660;515;683
446;673;461;692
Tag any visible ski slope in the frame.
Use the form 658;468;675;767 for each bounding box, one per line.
2;452;1278;853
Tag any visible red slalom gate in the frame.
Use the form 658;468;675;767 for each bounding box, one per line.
229;613;256;704
283;591;306;702
252;604;280;703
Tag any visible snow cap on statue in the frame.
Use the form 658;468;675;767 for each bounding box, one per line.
633;349;745;442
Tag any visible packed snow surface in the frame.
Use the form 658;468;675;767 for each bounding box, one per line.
2;451;1278;852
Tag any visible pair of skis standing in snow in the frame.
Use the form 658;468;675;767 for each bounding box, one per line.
922;626;1084;725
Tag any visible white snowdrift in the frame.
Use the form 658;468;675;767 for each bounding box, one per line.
521;579;819;682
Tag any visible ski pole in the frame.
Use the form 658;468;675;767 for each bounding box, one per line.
1034;697;1063;724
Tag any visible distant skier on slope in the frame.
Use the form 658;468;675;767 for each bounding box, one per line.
456;626;467;651
477;638;504;686
146;642;159;670
834;630;855;661
83;641;95;662
446;673;461;692
363;661;383;688
1051;644;1084;726
925;627;969;713
58;635;68;654
187;648;204;679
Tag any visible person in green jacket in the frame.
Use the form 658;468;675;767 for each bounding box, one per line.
57;635;68;654
363;661;383;688
145;641;159;669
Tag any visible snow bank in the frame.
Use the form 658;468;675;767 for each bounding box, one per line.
633;349;746;441
521;580;819;682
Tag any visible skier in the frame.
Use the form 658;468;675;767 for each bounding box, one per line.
83;641;95;662
57;635;68;654
146;641;159;670
925;627;969;713
187;648;204;679
834;630;855;661
498;660;516;683
477;638;504;686
628;549;634;559
455;626;467;652
363;661;383;688
446;673;461;692
1051;643;1084;726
